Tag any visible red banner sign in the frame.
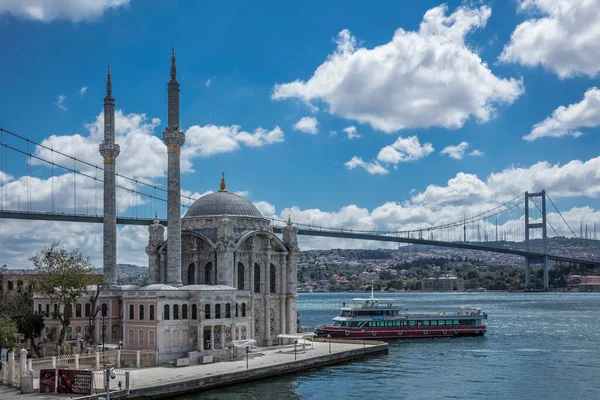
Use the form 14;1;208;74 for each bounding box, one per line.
57;369;93;395
39;369;56;393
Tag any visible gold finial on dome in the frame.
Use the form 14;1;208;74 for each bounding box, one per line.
219;172;228;192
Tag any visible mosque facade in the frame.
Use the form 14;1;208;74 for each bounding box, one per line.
34;50;299;362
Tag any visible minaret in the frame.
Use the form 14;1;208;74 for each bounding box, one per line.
99;65;120;286
163;48;185;287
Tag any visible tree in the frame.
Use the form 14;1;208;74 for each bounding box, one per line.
30;242;99;352
17;312;45;358
0;316;18;350
86;285;102;345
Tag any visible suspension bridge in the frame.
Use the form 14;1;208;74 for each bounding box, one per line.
0;126;598;290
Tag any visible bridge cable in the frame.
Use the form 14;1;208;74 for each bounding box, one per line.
0;141;168;208
530;198;559;237
545;193;578;238
0;127;207;207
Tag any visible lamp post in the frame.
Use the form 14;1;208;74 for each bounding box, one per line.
246;346;249;370
102;303;107;352
327;334;331;354
294;339;298;361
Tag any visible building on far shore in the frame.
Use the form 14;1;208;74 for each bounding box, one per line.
34;50;299;362
421;276;464;292
579;276;600;292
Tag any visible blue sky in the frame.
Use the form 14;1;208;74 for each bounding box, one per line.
0;0;599;266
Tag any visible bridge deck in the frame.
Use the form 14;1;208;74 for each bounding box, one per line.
0;210;596;266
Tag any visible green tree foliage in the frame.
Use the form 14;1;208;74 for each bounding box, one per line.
30;242;99;351
17;312;45;357
0;316;18;350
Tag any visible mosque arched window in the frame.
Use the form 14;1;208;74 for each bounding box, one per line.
187;263;195;285
242;303;246;317
205;304;211;319
270;264;277;293
173;304;180;320
85;303;91;317
191;304;197;320
139;305;145;320
37;304;42;314
254;264;261;293
235;303;239;318
164;305;170;320
205;262;213;285
225;303;231;318
215;304;221;319
149;305;155;320
182;304;188;319
129;304;134;320
237;262;245;290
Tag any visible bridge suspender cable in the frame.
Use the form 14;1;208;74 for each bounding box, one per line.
546;193;578;238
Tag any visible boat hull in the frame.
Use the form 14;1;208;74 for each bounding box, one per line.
315;326;487;340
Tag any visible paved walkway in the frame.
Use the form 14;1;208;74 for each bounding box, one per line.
127;339;375;389
0;339;383;399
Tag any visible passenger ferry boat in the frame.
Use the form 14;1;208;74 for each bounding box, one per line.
315;290;487;340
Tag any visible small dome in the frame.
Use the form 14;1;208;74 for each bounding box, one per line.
140;284;180;291
181;284;237;291
184;191;262;219
119;285;141;290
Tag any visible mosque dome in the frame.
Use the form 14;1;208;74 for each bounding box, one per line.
183;173;263;219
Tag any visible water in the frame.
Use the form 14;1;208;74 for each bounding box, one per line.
177;292;600;399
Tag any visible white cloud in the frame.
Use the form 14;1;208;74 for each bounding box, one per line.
524;88;600;141
55;94;67;110
0;0;129;22
183;124;284;159
500;0;600;78
205;79;212;87
440;142;483;159
272;4;523;133
36;110;166;179
377;136;434;165
79;86;88;96
343;126;361;139
253;201;276;216
293;117;319;134
414;156;600;206
329;130;338;136
344;156;388;175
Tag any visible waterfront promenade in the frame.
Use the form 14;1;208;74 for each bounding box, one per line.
0;339;387;399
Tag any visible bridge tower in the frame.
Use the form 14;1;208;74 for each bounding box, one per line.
524;190;548;289
98;65;120;286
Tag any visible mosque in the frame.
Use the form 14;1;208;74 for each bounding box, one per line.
34;50;299;362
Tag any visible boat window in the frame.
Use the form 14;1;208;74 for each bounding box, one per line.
430;320;437;326
417;321;422;326
453;320;459;325
423;320;430;326
340;311;350;317
409;321;415;326
438;320;445;326
446;320;453;325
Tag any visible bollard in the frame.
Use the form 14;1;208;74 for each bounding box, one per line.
7;352;15;386
95;352;100;370
117;349;121;368
125;371;130;394
51;355;56;369
74;354;80;369
19;348;27;377
136;350;140;369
